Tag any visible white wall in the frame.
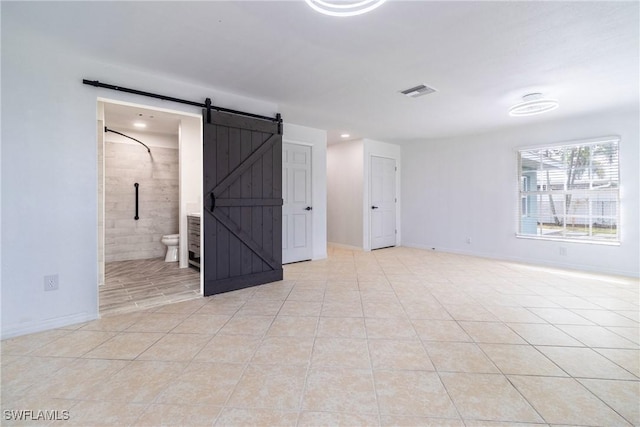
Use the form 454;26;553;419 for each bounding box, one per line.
283;123;328;260
179;117;203;271
362;139;402;251
1;17;278;338
327;140;364;248
401;108;640;277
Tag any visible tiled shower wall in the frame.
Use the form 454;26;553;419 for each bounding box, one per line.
105;142;179;262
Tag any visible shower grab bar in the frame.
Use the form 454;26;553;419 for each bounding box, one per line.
134;183;140;220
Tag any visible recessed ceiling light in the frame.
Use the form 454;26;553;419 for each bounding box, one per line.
509;93;559;117
305;0;386;17
341;133;350;138
133;122;147;128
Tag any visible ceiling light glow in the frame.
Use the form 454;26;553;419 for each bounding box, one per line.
509;93;559;117
305;0;386;17
341;133;350;138
133;122;147;128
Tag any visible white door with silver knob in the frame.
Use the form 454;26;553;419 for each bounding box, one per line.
282;143;313;264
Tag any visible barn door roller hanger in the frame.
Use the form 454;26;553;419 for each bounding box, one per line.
82;79;282;132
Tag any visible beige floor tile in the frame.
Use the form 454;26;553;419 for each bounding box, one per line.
302;368;378;413
479;344;567;377
286;287;325;301
571;309;638;328
1;356;74;395
321;300;364;317
80;312;144;331
64;400;147;426
125;313;189;333
440;373;543;423
365;317;417;340
556;324;638;349
442;304;499;322
196;298;245;315
170;314;231;334
362;301;407;318
507;323;583;346
267;316;318;337
484;306;546;323
83;360;187;403
412;320;472;342
278;300;323;316
607;326;640;345
425;342;499;373
375;370;458;418
193;334;262;363
29;331;115;358
133;403;222;426
236;299;284;316
300;411;380;426
402;302;453;320
153;298;208;314
369;339;434;371
214;408;298;426
459;321;527;344
227;364;307;410
83;332;163;360
595;348;640;377
156;362;244;405
578;378;640;426
251;336;314;365
323;289;361;304
509;375;631;426
312;337;371;368
537;346;637;380
250;282;294;300
528;308;595;325
463;421;549;427
137;333;212;362
317;317;367;338
217;315;274;336
380;415;464;426
24;358;128;399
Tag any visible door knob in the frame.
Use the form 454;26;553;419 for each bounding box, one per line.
304;206;313;211
371;206;379;209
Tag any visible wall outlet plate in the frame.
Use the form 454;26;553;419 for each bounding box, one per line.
44;274;59;291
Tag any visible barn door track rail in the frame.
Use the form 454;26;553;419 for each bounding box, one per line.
83;79;282;131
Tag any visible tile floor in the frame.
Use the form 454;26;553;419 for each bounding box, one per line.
2;246;639;426
100;259;200;317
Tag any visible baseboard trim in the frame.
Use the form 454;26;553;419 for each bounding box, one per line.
1;312;98;340
327;242;364;251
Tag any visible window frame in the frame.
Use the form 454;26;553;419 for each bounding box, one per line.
516;136;621;246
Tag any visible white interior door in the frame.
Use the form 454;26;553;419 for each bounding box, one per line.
282;143;312;264
370;156;397;250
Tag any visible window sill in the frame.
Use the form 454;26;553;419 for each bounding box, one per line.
516;234;621;246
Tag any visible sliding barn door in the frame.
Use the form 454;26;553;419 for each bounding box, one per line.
203;110;283;296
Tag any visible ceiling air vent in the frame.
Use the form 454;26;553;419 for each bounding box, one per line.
400;84;436;98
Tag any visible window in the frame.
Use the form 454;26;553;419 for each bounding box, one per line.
517;137;620;243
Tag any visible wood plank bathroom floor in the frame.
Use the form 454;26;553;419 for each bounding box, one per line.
101;259;200;316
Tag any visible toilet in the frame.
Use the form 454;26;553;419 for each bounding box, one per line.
160;234;179;262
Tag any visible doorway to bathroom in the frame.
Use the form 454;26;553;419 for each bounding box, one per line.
97;99;203;316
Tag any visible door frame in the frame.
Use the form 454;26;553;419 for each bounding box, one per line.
282;141;313;264
364;152;401;251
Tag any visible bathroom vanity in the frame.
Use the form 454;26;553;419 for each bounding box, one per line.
187;214;200;270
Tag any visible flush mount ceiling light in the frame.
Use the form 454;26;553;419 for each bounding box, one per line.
340;133;351;138
509;93;559;117
133;122;147;128
305;0;386;17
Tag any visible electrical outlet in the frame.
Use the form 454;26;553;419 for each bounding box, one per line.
44;274;59;291
559;247;567;256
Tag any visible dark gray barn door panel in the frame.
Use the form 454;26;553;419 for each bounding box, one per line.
203;110;283;296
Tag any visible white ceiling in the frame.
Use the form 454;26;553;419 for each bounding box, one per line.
7;1;639;144
104;102;182;135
